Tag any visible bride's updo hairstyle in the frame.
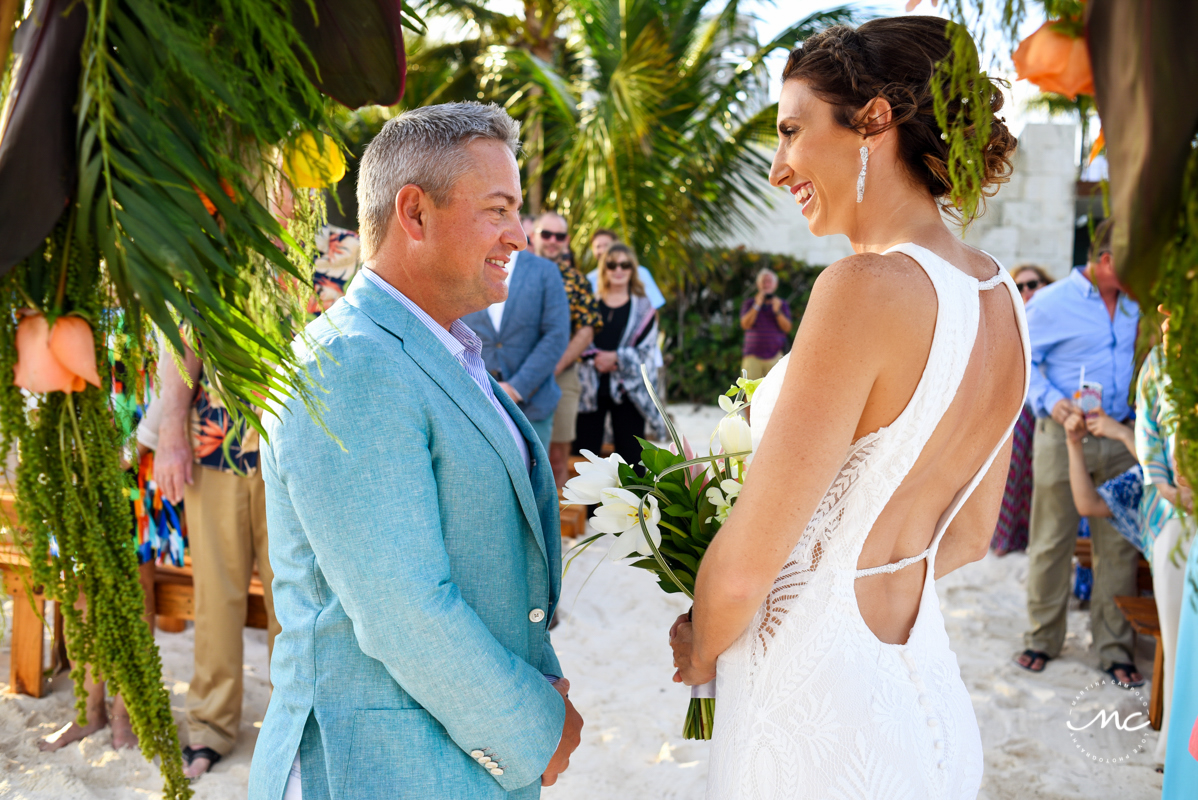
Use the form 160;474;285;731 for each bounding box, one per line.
782;17;1017;218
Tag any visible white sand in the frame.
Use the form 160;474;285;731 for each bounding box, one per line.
0;404;1166;799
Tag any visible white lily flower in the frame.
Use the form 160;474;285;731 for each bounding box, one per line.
718;414;753;459
718;394;745;414
592;488;662;561
561;449;626;505
705;479;742;524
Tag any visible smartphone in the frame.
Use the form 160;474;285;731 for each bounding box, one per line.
1075;381;1103;417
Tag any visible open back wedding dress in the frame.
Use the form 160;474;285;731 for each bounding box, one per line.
706;243;1029;799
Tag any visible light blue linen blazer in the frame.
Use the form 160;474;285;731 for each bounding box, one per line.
248;274;565;800
461;251;569;422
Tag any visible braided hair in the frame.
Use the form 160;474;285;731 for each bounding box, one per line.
782;18;1017;217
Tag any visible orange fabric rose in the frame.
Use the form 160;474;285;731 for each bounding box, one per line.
13;313;103;394
1013;21;1094;100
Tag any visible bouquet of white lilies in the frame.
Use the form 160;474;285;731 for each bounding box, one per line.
562;366;761;739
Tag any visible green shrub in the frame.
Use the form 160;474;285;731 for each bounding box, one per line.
658;248;824;402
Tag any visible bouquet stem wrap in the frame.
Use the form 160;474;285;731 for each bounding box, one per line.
685;680;717;740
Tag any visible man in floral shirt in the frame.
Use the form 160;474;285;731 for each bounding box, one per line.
536;212;602;488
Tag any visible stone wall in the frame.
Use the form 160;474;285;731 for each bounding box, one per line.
721;122;1078;277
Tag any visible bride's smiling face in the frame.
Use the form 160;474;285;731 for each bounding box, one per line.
768;79;868;237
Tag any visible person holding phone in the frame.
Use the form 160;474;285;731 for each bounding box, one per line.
739;268;793;380
1017;218;1143;687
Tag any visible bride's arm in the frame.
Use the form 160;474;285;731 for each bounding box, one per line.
677;257;903;683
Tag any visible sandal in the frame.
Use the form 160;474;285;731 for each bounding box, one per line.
182;745;223;776
1015;649;1051;673
1104;663;1145;688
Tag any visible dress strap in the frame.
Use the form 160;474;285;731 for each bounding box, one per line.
977;271;1005;291
854;547;932;578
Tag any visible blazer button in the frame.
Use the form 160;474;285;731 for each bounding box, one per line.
491;768;504;776
529;608;546;623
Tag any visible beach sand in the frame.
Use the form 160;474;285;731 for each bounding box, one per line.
0;405;1166;799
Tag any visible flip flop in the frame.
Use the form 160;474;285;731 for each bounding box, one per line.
1015;649;1050;673
182;745;223;779
1104;662;1145;688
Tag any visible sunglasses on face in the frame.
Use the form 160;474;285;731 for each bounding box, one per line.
538;230;568;242
1016;279;1042;293
606;260;633;271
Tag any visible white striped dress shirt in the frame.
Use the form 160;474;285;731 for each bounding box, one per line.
362;269;530;471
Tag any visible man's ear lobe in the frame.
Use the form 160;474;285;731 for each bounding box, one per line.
394;184;427;242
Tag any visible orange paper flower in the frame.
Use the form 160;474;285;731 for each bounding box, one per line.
194;178;238;216
13;313;103;394
1013;21;1094;100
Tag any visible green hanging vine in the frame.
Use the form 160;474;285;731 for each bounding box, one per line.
0;216;188;797
1157;142;1198;500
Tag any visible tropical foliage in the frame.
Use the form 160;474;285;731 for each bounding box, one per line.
0;1;411;795
392;0;858;276
659;248;820;402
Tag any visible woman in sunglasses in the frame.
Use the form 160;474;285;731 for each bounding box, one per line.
991;263;1053;556
574;243;664;465
1012;263;1053;305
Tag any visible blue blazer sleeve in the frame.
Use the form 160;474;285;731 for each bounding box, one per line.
508;262;569;403
272;345;564;790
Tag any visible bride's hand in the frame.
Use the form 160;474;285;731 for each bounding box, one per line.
670;614;717;686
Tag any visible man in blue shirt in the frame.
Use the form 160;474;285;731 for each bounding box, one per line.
1018;219;1143;686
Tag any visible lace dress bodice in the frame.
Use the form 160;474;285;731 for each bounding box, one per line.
706;243;1029;799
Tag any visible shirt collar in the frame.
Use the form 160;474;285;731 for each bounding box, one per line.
362;268;480;361
1068;267;1098;298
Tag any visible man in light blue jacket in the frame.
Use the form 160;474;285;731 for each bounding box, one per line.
248;103;583;800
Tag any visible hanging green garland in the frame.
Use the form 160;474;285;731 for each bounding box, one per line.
0;216;188;797
1157;143;1198;497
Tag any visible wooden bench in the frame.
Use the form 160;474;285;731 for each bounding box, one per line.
1113;595;1164;731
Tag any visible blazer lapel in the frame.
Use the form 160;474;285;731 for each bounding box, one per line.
489;375;553;566
344;277;547;562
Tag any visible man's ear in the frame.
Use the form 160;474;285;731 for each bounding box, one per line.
394;184;428;242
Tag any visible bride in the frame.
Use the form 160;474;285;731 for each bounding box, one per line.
669;17;1026;799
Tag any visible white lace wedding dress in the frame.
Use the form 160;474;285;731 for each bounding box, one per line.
706;243;1029;799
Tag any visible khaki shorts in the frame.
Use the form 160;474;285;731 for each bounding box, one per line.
741;353;783;381
551;363;581;443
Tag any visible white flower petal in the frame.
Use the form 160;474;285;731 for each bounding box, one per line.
605;529;643;562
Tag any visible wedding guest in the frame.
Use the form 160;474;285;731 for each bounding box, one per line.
586;231;667;310
536;213;602;489
992;264;1053;555
521;214;537;242
738;269;793;380
1136;308;1191;764
1062;410;1149;553
1163;470;1198;797
575;243;664;465
306;224;362;317
155;343;280;780
461;218;570;450
1017;218;1142;685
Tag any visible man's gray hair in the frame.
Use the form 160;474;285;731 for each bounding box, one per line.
357;102;522;261
756;268;779;285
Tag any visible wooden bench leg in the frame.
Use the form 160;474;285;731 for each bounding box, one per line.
1150;634;1164;731
5;575;46;697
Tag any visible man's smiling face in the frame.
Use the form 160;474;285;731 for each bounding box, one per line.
424;138;527;314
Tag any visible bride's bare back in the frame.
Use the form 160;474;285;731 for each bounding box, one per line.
849;240;1026;643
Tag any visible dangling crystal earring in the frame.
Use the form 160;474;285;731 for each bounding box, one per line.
856;146;869;204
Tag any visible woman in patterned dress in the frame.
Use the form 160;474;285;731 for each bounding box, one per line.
990;264;1053;555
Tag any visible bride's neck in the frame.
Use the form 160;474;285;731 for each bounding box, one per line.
845;180;952;256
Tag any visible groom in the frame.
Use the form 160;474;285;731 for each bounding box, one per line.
248;103;583;799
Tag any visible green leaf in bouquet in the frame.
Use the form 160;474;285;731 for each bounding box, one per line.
660;547;699;574
658;519;691;539
662;504;694;518
658;481;690;504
